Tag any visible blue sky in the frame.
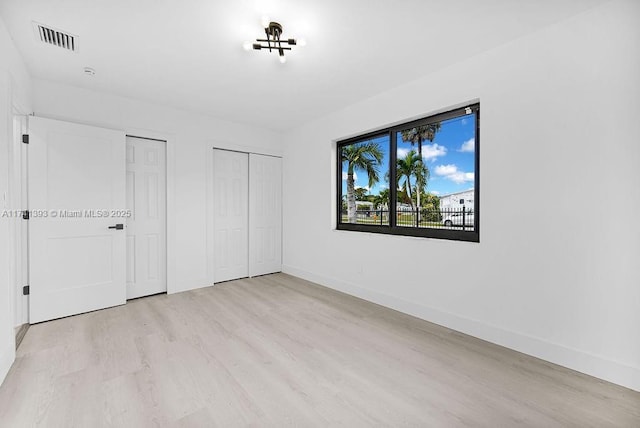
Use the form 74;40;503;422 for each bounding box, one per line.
341;114;476;198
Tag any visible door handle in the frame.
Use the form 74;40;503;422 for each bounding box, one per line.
108;224;124;230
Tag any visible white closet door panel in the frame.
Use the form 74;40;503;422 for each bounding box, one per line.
213;149;249;283
29;117;126;323
249;154;282;277
125;137;167;299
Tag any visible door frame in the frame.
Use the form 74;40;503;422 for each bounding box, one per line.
9;101;30;329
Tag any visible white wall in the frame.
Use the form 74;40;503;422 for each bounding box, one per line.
33;79;283;298
0;15;32;385
282;0;640;391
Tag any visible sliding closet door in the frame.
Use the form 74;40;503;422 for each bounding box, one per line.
249;154;282;277
213;149;249;282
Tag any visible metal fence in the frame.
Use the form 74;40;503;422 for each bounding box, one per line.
341;207;475;230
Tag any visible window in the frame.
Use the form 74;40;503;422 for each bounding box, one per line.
337;104;479;242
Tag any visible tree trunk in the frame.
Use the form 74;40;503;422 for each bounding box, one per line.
406;179;414;211
347;172;357;223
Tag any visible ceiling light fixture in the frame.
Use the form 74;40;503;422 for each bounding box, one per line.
245;19;301;63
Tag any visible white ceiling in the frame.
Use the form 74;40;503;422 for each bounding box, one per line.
0;0;606;131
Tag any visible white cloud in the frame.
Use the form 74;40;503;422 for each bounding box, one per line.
397;144;446;162
422;143;447;161
342;171;358;181
458;138;474;153
434;164;474;184
434;164;458;176
397;148;409;158
430;190;440;195
448;172;475;184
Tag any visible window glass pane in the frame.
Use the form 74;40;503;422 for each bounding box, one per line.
340;135;390;225
395;114;476;230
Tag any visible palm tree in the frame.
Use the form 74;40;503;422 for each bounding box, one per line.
396;150;429;223
353;187;369;201
374;188;390;210
342;142;383;223
400;124;440;222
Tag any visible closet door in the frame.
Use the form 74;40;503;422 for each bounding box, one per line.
125;136;167;299
249;154;282;277
213;149;249;282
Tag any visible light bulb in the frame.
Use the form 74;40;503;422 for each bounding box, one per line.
261;15;270;28
279;55;287;64
242;41;252;51
297;38;307;47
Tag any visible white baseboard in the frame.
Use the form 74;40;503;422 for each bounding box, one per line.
0;342;15;388
282;265;640;392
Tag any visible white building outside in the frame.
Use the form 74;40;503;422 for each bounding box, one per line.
439;189;474;212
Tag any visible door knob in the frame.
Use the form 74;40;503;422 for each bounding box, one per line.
108;224;124;230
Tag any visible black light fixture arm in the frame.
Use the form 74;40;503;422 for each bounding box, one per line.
255;39;296;45
252;44;292;51
251;21;296;59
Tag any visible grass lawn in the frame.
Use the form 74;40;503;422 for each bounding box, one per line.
341;213;444;228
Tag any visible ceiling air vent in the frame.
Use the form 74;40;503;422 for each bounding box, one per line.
33;22;78;52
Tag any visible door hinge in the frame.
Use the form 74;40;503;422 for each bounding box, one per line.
22;134;29;144
23;285;30;296
23;210;30;220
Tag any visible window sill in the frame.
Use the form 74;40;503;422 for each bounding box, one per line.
333;224;479;243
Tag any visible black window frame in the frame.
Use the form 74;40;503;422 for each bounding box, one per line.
336;103;480;242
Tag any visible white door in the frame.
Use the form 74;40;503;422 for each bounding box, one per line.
126;136;167;299
249;154;282;277
28;117;126;323
213;149;249;283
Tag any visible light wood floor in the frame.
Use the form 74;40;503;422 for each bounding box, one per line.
0;273;638;427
